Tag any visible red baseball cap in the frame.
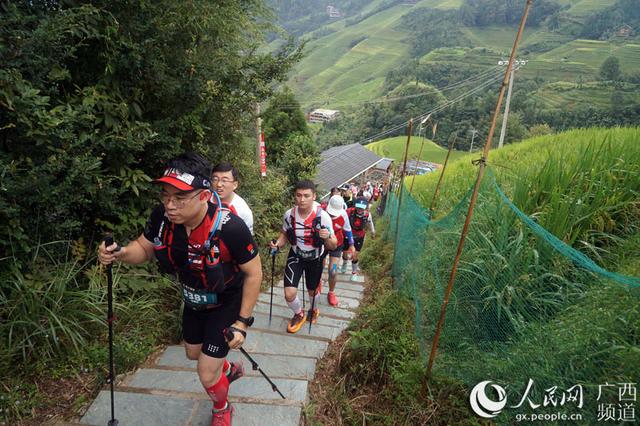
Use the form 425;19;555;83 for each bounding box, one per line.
153;167;211;191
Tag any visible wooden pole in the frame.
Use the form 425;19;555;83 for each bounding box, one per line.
429;134;455;216
392;119;413;274
426;0;533;376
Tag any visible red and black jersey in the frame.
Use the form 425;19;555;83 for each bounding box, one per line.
143;203;258;294
347;207;370;238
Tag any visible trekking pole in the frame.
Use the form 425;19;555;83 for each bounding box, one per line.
269;241;277;325
104;235;120;426
301;274;306;309
224;329;286;399
308;283;317;334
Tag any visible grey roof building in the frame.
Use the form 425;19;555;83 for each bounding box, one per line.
315;143;384;196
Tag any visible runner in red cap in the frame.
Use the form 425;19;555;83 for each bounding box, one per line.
98;152;261;426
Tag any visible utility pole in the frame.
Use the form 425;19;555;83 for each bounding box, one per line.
469;128;478;153
497;59;525;149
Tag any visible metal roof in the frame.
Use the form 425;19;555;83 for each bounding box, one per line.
315;143;383;194
374;158;394;171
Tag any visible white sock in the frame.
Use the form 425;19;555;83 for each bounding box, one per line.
352;262;359;273
287;297;302;315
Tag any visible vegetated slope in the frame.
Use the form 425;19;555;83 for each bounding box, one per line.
366;135;468;164
284;0;637;110
399;126;639;424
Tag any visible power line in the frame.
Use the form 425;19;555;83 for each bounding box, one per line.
275;65;505;110
352;68;512;146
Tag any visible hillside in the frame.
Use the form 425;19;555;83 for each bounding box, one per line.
279;0;639;112
365;135;467;164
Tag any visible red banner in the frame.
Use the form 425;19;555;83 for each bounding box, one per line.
260;131;267;177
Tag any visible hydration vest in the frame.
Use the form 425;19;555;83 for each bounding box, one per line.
350;210;369;232
152;205;232;309
286;206;323;248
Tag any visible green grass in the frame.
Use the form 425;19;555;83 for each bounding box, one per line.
531;81;640;109
388;126;640;423
411;127;640;243
285;0;637;111
565;0;618;16
366;135;468;164
292;4;411;108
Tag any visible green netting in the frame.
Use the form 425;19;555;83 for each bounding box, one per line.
384;166;640;423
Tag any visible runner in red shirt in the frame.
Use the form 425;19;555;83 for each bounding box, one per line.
98;153;261;426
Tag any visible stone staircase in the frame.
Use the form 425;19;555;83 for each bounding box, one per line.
78;269;365;426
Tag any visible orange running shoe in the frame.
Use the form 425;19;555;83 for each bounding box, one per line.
287;311;307;333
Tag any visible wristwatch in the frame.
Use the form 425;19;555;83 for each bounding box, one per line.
236;315;254;327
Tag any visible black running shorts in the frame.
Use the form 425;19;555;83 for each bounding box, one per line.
353;236;365;252
283;248;324;291
328;247;343;258
182;290;241;359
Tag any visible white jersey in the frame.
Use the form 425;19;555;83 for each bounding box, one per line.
282;202;334;253
228;193;254;235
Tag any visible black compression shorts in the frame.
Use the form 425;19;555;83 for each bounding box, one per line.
182;291;241;359
283;248;324;291
353;236;365;252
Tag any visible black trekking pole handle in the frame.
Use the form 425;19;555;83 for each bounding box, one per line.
103;235;119;426
224;329;286;399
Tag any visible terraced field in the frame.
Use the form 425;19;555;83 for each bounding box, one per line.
366;135;468;164
284;0;637;111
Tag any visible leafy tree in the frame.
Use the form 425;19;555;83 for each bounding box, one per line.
262;88;310;165
279;133;319;188
0;1;303;263
599;56;622;82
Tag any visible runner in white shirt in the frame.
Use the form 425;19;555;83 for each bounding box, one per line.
270;180;337;334
211;162;254;234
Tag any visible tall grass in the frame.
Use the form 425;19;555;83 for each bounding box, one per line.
0;241;182;422
413;127;640;249
388;127;640;423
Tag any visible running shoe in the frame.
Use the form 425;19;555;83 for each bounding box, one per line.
327;291;339;306
308;308;320;324
340;262;348;274
211;402;233;426
287;311;307;333
350;273;359;282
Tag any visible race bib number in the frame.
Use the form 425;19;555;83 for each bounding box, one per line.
182;286;218;307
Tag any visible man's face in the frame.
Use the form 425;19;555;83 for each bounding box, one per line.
295;188;315;210
356;208;365;215
159;184;209;224
212;170;238;202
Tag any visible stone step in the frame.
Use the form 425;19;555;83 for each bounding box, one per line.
192;400;301;426
257;291;360;311
275;279;365;293
81;391;301;426
157;346;317;380
243;329;328;359
253;307;350;331
123;368;308;403
254;298;355;321
252;313;339;341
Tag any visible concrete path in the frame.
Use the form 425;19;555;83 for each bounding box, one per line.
78;267;365;426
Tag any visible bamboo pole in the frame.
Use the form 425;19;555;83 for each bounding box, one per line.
392;119;414;275
429;133;455;217
426;0;533;376
410;122;438;194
